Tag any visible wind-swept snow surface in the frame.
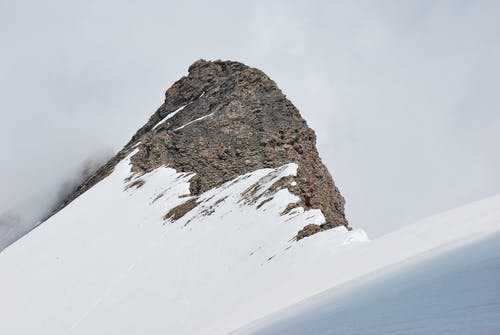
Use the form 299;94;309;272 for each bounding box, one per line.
1;151;500;335
232;231;500;335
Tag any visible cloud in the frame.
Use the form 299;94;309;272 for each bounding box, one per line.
0;147;113;250
1;0;499;245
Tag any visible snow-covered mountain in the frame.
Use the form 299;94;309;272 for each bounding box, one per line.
1;60;499;335
0;148;367;335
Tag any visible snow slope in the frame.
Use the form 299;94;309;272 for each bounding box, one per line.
0;151;365;335
231;231;500;335
1;149;499;335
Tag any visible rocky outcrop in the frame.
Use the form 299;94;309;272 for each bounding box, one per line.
55;59;349;237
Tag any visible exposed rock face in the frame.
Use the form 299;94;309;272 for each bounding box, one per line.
57;60;349;236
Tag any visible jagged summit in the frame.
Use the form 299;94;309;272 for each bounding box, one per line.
60;59;348;238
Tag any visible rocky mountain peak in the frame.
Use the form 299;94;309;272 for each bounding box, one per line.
60;59;349;238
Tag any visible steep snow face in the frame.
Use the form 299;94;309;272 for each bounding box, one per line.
231;231;500;335
0;151;365;335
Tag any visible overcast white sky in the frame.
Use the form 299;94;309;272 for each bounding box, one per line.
1;0;499;239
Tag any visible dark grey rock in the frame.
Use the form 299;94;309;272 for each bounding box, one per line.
55;59;349;237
